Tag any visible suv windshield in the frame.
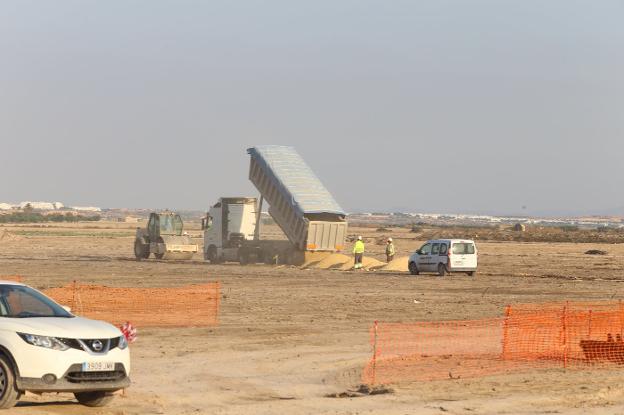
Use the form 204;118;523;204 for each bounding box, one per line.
0;285;72;318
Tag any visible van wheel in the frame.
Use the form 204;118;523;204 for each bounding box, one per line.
467;271;476;277
0;355;19;409
74;391;114;407
408;262;419;275
437;263;447;277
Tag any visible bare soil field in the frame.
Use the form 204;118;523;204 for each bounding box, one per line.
1;222;624;414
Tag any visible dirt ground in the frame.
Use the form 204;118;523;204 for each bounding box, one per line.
1;222;624;414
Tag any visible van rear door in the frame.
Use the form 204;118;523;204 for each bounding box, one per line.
450;241;477;270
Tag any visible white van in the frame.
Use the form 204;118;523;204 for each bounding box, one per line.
408;239;477;276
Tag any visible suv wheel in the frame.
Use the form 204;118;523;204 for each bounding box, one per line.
74;391;114;407
437;263;447;277
0;355;20;409
408;262;419;275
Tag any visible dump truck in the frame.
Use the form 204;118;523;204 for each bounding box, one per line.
202;197;290;264
202;146;347;265
134;211;198;260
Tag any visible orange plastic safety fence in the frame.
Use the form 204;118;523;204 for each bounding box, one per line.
0;275;23;283
363;302;624;385
503;302;624;367
43;282;220;328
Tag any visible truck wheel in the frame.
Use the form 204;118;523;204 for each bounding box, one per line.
207;246;220;263
437;263;447;277
74;391;114;407
249;250;262;264
0;355;20;409
467;271;476;277
134;239;149;260
408;262;419;275
282;248;296;265
238;251;249;265
263;250;275;265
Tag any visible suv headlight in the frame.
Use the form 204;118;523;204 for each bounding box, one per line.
17;333;70;351
118;335;128;350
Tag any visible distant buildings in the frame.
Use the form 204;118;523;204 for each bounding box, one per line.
18;201;64;210
347;211;624;229
71;206;102;212
0;201;100;213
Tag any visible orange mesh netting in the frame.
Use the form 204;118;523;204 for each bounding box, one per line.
363;301;624;385
0;275;23;283
43;282;220;328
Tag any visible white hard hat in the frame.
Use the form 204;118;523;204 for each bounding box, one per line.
387;238;392;242
357;236;362;240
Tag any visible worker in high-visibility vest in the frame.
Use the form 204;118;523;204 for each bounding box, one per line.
353;236;365;269
385;237;395;262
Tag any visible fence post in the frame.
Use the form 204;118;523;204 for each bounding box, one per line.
371;320;379;386
502;305;511;360
214;282;220;324
588;309;592;340
71;280;77;311
562;302;568;369
619;300;623;339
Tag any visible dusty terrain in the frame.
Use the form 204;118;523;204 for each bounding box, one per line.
1;222;624;414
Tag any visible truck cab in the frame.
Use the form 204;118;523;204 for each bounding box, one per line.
202;198;258;263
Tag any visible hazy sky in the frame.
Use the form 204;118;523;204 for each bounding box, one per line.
1;1;622;215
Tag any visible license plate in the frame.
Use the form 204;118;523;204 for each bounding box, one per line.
82;362;114;372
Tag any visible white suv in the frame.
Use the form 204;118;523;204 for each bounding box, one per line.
0;281;130;409
408;239;478;276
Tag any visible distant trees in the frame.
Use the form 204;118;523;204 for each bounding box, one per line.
0;212;100;223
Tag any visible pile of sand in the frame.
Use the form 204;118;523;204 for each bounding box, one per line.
313;253;352;269
302;253;387;271
364;257;387;270
339;256;386;271
381;256;410;272
303;253;351;269
0;229;22;243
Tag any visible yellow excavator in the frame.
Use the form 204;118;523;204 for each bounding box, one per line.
134;211;198;260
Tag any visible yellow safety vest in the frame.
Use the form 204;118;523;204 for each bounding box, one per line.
353;240;365;254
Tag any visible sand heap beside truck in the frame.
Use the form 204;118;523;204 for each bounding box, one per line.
203;146;347;265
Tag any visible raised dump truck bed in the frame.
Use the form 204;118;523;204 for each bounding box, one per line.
247;146;347;251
